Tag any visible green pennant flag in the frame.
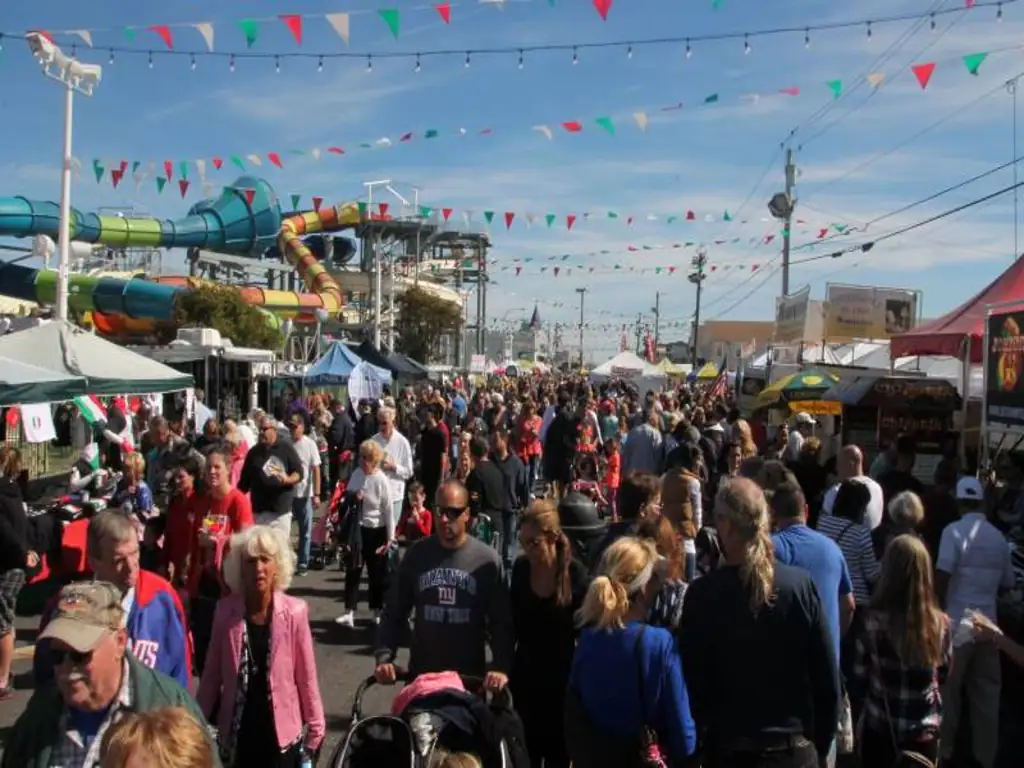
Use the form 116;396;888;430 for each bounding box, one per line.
230;155;245;171
92;159;105;183
123;27;136;43
291;194;301;210
290;149;306;156
833;224;847;233
704;93;719;104
723;210;733;221
711;0;723;7
827;80;842;99
238;19;259;48
642;245;652;251
131;161;140;174
419;205;432;218
378;9;401;40
963;52;988;75
655;267;662;274
607;211;618;219
545;214;556;228
179;161;188;181
595;116;615;135
424;129;439;139
667;216;677;224
359;142;372;149
156;177;167;194
358;202;368;217
781;228;790;237
484;211;494;224
614;264;621;270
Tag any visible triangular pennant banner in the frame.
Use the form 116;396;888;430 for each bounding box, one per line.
827;80;842;99
178;161;188;181
379;202;390;217
148;25;173;50
595;117;615;135
419;205;432;218
291;194;301;210
326;13;350;44
866;72;885;89
312;196;323;212
504;212;515;229
280;15;303;45
963;52;988;75
238;19;259;48
633;111;649;131
230;155;245;171
562;121;583;133
195;159;206;183
378;9;401;40
156;176;166;193
178;180;190;198
212;157;224;170
484;211;495;224
567;214;576;230
592;0;612;20
911;62;936;90
247;154;263;166
244;188;255;206
131;161;141;174
442;207;453;221
194;23;215;52
310;148;322;162
704;93;719;104
111;169;123;189
545;214;556;228
74;30;93;47
434;3;452;23
163;160;173;181
268;152;283;169
358;202;368;217
533;125;553;140
123;28;137;44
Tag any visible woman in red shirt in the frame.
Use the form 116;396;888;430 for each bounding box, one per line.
161;457;202;591
516;401;543;494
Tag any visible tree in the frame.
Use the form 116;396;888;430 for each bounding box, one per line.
171;284;284;350
394;286;461;362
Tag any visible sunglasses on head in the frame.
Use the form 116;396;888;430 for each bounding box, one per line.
437;505;467;519
51;648;94;666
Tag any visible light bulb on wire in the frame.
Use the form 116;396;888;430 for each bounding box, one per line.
866;21;873;40
627;45;633;59
415;54;421;73
930;14;937;31
317;56;323;73
366;54;372;73
572;47;579;65
108;49;115;65
804;29;810;49
685;39;692;59
275;56;281;74
465;51;471;68
518;49;524;69
148;51;153;69
70;44;77;57
190;55;196;71
998;3;1004;21
743;34;751;55
229;54;235;72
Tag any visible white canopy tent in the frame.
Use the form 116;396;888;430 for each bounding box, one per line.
589;351;667;392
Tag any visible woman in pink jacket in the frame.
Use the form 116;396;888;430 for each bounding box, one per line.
197;525;325;767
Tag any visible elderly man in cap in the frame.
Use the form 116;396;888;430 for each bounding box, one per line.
2;582;215;768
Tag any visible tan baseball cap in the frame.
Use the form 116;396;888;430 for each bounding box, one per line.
38;582;124;653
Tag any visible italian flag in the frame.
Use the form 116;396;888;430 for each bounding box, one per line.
73;395;107;426
82;442;101;471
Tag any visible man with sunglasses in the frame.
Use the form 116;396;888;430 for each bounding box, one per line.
3;581;213;768
238;416;303;540
374;479;513;694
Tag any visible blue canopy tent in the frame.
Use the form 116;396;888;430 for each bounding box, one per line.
304;341;392;387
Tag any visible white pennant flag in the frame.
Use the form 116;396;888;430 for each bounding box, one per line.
464;210;475;223
526;213;535;228
375;137;392;148
73;31;94;47
310;147;322;162
246;154;263;166
633;111;649;131
194;23;215;52
195;159;207;183
457;127;467;135
533;125;553;140
326;13;350;44
866;72;885;89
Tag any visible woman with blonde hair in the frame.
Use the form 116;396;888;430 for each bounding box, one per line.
734;418;758;459
661;442;702;581
565;537;696;766
679;477;840;767
637;515;688;631
849;534;951;766
510;500;587;768
100;706;217;768
198;525;325;767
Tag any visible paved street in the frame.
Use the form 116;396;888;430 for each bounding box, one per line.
0;563;407;763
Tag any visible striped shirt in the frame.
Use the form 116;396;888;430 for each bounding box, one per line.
816;514;880;605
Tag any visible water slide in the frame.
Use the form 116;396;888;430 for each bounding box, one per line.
0;176;359;335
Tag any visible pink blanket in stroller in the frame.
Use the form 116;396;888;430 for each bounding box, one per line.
391;671;466;715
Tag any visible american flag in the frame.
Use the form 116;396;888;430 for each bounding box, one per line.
706;358;729;399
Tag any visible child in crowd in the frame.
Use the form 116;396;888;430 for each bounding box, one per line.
603;436;621;520
399;481;433;543
572;453;608;512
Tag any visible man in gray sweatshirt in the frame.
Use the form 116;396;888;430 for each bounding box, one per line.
374;478;513;693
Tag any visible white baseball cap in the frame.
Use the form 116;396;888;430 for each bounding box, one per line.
794;412;817;426
956;476;985;502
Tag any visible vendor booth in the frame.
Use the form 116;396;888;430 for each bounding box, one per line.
304;341;392;388
589;351;667;393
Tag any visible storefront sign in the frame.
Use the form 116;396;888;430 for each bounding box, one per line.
774;286;811;343
825;284;918;341
870;378;958;409
986;309;1024;428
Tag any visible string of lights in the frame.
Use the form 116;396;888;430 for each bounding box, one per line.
1;0;1013;73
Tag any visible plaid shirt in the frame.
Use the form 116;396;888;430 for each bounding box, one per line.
851;611;952;743
50;659;133;768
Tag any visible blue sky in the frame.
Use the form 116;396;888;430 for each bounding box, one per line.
1;0;1023;358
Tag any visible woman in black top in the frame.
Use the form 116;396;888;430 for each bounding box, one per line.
510;500;588;768
0;447;32;700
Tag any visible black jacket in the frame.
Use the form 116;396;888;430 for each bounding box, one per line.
0;477;28;572
328;409;355;454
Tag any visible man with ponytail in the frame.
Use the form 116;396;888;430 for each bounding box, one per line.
679;477;840;768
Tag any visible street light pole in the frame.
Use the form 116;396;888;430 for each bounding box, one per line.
363;179;390;348
689;245;708;365
576;287;587;368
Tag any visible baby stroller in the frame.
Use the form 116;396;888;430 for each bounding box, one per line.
330;670;528;768
310;451;354;569
471;513;501;555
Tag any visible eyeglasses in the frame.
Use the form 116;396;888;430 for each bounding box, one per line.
437;505;467;519
518;534;546;550
52;648;94;667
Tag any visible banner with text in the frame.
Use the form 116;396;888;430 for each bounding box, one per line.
773;286;812;343
824;284;918;341
986;308;1024;430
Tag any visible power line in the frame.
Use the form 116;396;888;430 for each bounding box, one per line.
706;265;781;320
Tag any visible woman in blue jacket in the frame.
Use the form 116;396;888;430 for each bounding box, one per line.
567;536;697;766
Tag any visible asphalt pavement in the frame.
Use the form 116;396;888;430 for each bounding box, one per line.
0;562;408;763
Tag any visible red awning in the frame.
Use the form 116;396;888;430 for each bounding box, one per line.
890;258;1024;364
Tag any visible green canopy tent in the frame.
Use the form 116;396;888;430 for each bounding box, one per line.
0;356;88;406
0;321;192;395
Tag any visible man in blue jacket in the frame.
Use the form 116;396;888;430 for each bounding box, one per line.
35;511;191;689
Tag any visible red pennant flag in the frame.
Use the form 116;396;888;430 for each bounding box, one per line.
628;246;638;252
327;147;344;155
479;128;493;135
433;2;452;23
163;161;173;180
504;212;515;229
244;188;255;206
280;14;303;45
118;160;128;175
686;210;696;220
562;121;583;133
212;157;223;170
268;152;283;168
912;62;936;90
149;25;174;49
592;0;612;20
752;264;760;271
668;266;676;274
764;234;776;244
111;169;124;189
567;214;576;230
817;228;828;239
33;30;55;44
779;86;800;96
627;217;634;226
966;0;976;6
710;265;718;272
378;202;389;217
178;179;190;198
515;266;522;276
442;208;453;222
554;267;560;276
312;196;323;212
400;132;413;142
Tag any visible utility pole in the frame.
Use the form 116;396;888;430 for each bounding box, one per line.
575;287;587;368
634;313;643;354
768;147;798;297
652;291;661;353
689;245;708;364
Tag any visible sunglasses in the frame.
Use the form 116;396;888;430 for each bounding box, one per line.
51;648;94;667
437;505;467;519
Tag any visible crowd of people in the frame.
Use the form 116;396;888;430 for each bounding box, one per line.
0;376;1021;767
